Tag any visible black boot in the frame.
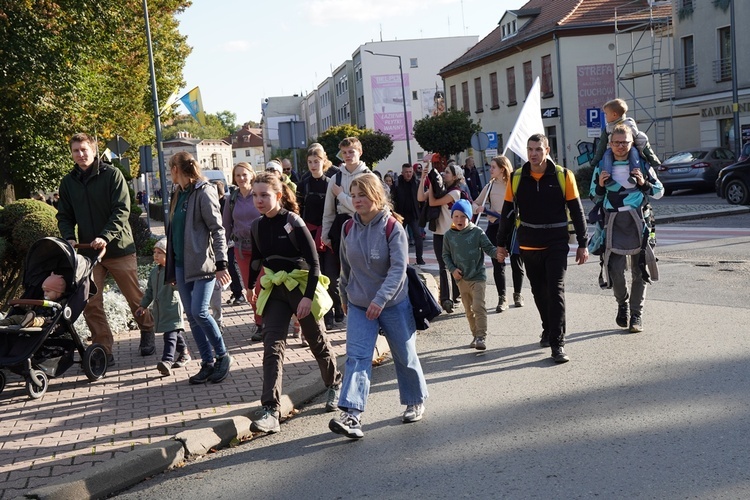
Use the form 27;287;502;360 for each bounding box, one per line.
616;303;629;328
139;330;156;356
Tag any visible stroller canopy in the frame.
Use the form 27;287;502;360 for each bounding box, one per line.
23;237;96;292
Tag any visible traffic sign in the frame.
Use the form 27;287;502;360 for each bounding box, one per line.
586;108;602;129
107;135;130;157
471;132;490;151
486;132;498;149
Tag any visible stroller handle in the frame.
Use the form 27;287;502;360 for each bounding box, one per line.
9;299;62;309
74;243;107;261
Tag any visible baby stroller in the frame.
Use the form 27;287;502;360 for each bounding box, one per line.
0;237;108;399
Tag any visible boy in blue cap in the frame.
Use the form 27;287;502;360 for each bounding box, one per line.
442;199;497;350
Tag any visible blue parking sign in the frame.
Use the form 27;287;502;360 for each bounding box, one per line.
487;131;498;149
586;108;601;129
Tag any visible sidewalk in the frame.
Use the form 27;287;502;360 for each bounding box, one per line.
3;202;748;499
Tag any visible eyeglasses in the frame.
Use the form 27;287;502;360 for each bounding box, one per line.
611;141;632;147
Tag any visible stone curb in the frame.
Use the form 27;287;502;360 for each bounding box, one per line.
25;440;185;500
24;332;395;500
655;205;750;224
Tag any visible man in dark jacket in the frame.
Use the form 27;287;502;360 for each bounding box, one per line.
392;163;425;266
464;156;482;201
57;133;155;362
496;134;588;364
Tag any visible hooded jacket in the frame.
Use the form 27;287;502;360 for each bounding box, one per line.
57;159;134;259
340;208;408;310
321;162;371;246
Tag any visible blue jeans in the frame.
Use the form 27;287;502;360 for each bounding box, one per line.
175;266;227;365
338;299;428;413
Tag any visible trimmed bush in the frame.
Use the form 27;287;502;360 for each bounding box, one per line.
140;236;158;258
11;210;61;256
129;210;153;257
1;199;60;305
0;199;56;233
148;202;165;222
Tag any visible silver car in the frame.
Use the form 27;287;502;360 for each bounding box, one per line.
658;147;736;195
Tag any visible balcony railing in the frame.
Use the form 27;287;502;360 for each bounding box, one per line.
713;58;732;82
677;64;697;89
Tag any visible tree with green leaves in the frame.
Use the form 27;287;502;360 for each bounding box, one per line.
0;1;191;203
216;111;239;134
316;125;394;167
412;109;481;163
162;112;237;141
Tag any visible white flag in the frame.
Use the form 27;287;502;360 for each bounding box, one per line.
503;77;544;163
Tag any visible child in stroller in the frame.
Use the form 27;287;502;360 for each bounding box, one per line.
0;273;66;328
0;237;108;400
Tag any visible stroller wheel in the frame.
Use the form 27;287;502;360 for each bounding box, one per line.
26;370;48;399
0;371;5;394
83;344;108;381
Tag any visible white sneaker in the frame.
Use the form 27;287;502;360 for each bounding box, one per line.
403;403;425;423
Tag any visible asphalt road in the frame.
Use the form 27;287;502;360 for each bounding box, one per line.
116;221;750;499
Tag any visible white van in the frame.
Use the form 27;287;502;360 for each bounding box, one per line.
202;169;229;186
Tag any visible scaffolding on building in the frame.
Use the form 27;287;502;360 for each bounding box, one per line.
614;0;675;159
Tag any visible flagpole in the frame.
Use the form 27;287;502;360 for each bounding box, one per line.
473;178;494;226
142;0;169;223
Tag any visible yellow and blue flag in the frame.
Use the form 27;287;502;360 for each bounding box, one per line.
180;86;206;126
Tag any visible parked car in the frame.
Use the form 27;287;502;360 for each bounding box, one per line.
716;157;750;205
657;147;736;195
738;142;750;162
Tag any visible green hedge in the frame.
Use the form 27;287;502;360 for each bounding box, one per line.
0;199;61;305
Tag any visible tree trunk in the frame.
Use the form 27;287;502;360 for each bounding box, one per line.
0;182;16;206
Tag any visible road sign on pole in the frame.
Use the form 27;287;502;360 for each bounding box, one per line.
471;132;490;151
107;135;131;158
487;132;498;149
586;108;602;129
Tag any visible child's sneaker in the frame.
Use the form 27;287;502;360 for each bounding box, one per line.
475;337;486;351
157;360;172;377
172;351;191;368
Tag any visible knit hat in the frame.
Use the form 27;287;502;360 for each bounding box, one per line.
451;199;473;220
154;237;167;254
42;273;66;294
447;164;464;180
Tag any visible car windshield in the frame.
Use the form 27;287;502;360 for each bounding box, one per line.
664;151;707;164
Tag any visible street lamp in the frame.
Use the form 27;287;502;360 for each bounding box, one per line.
365;49;412;165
